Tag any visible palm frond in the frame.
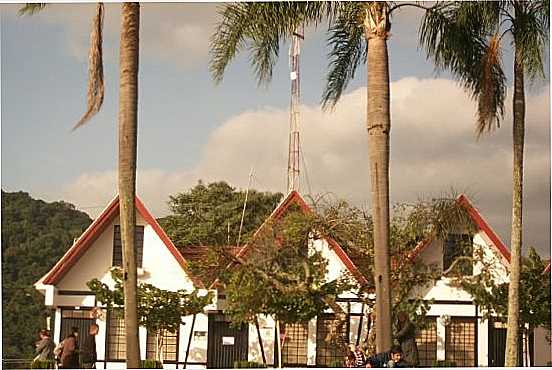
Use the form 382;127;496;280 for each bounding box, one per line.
512;0;549;81
477;34;505;137
73;2;105;130
420;2;506;136
210;2;335;86
322;2;366;109
18;3;47;16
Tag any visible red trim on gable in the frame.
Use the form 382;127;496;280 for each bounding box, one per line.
544;261;551;274
42;195;203;288
135;197;204;288
42;196;120;285
406;194;511;265
457;194;511;264
221;191;368;287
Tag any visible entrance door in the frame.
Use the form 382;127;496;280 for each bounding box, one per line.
207;313;249;368
59;308;95;349
488;319;527;367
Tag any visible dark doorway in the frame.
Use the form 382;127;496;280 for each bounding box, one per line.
59;308;95;351
488;319;528;367
207;313;249;368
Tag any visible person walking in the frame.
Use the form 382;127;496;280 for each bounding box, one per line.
349;344;366;367
34;329;55;367
365;345;408;368
395;312;419;367
60;327;79;369
80;323;99;369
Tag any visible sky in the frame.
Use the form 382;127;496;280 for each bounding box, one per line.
1;2;550;257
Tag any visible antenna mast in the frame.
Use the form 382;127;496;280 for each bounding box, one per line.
287;25;303;194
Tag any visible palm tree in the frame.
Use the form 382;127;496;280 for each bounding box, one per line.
210;1;435;352
420;1;549;366
19;3;142;367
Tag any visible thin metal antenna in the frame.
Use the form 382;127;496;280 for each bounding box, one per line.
287;25;303;194
237;168;254;247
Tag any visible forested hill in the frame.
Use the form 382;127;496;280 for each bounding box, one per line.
1;190;92;359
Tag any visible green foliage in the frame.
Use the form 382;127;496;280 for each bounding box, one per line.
233;360;267;368
433;360;457;367
223;209;354;325
159;181;282;247
141;359;163;369
452;246;551;331
1;191;92;359
87;269;213;335
30;359;55;369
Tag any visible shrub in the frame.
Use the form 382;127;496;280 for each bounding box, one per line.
30;360;55;369
141;359;163;368
432;360;457;367
233;360;267;368
328;359;345;367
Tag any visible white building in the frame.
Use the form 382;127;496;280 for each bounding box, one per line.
35;192;551;368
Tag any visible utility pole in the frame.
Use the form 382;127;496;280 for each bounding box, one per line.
287;25;303;194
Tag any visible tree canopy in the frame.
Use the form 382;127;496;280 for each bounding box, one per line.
1;190;92;359
159;181;282;247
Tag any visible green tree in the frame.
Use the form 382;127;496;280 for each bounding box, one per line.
420;2;549;365
87;269;213;364
1;191;91;360
450;246;551;365
209;1;440;350
159;181;282;247
20;3;143;365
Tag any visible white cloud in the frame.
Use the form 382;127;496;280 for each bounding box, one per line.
58;77;550;256
4;3;219;67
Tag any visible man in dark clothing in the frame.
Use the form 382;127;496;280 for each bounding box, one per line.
366;345;409;368
79;323;99;369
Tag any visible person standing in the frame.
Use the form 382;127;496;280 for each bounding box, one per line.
34;329;55;363
80;323;99;369
395;312;419;367
60;327;79;369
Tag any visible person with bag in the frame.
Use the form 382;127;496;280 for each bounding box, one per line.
60;327;79;368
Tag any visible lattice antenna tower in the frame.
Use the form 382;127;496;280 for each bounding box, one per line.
287;25;304;194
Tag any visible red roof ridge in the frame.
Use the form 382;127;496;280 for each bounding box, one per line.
408;194;511;264
211;190;368;288
40;194;203;288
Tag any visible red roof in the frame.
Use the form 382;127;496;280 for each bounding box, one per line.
41;195;204;288
544;260;551;274
409;194;511;264
211;191;369;288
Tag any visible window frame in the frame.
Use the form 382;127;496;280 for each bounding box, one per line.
112;225;145;268
146;328;180;363
105;308;126;362
443;233;474;275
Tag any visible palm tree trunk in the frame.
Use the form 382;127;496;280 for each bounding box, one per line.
364;3;392;352
118;3;141;368
505;49;524;368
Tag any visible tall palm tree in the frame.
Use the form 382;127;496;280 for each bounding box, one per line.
420;1;549;366
210;1;434;352
20;3;142;367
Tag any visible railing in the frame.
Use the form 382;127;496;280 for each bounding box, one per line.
1;358;35;369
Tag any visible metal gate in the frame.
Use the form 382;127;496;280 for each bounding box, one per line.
488;319;527;367
59;308;95;349
207;313;249;368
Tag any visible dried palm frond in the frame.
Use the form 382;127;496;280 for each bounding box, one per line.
73;2;105;130
18;3;47;16
477;33;504;138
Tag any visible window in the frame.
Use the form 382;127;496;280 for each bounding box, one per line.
316;314;349;367
445;317;476;367
146;329;179;362
112;225;144;268
281;322;308;367
106;309;126;361
416;317;437;367
443;234;473;275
